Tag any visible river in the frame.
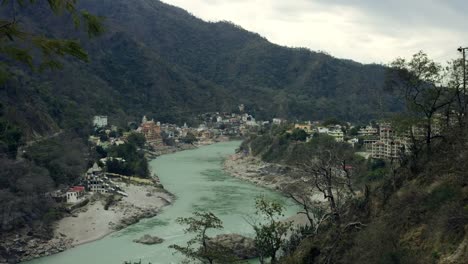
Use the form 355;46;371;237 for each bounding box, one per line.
26;141;300;264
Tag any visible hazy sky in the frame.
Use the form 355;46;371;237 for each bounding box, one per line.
162;0;467;64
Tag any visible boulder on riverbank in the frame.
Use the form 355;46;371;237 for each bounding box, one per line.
208;234;258;259
133;234;164;245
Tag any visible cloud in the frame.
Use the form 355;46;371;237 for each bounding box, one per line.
162;0;468;64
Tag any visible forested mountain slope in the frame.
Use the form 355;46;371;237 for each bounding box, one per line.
1;0;398;138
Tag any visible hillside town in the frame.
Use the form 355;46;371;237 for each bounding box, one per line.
50;100;446;208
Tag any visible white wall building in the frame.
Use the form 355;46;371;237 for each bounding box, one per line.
328;130;344;142
358;125;378;136
93;115;108;128
66;186;85;203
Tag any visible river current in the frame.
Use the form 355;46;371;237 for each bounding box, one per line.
26;141;299;264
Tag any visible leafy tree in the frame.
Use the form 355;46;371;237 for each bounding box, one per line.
387;51;455;154
290;128;308;142
127;132;146;148
322;118;342;127
0;0;104;81
24;133;87;185
107;143;149;177
0;115;22;158
348;126;360;136
169;211;238;264
251;197;292;264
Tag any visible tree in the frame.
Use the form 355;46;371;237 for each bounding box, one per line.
446;57;468;127
285;185;329;235
127;133;146;148
290;128;308;142
387;51;455;154
250;197;292;264
169;211;238;264
182;132;198;144
0;0;104;82
298;138;359;224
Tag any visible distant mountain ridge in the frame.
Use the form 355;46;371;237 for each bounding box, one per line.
1;0;399;138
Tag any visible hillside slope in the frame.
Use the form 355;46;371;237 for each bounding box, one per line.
1;0;398;138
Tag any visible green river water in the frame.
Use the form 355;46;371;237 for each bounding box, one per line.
26;141;300;264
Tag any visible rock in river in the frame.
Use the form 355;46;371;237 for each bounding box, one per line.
133;234;164;245
208;234;258;259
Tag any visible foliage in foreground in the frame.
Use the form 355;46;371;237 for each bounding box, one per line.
169;211;239;264
251;197;293;264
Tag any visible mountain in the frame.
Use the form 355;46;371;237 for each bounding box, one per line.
1;0;399;138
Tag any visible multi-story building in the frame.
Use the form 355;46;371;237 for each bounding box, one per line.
370;124;410;159
328;129;344;142
358;125;378;136
294;122;313;133
138;116;162;143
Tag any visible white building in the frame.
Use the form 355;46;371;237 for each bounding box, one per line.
347;137;359;147
66;186;85;203
358;125;378;136
317;127;329;134
328;130;344;142
272;118;286;125
93;115;108;128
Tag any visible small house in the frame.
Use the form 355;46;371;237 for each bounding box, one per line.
66;186;85;204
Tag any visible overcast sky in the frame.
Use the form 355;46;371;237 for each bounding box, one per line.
162;0;467;64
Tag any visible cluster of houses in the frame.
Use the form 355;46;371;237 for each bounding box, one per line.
291;121;415;160
49;162;128;204
131;107;270;147
50;110;444;205
291;122;345;142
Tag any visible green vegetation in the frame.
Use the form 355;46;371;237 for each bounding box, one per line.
169;212;238;264
127;133;146;148
1;0;400;142
0;103;22;158
107;143;149;178
0;1;102;247
251;197;292;264
0;158;55;232
243;52;468;264
24;133;87;185
0;0;104;82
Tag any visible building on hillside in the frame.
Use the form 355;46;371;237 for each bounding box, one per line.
371;138;408;159
317;127;329;134
272;118;286;125
328;129;344;142
66;186;85;203
93;116;108;128
137;116;162;143
294;123;313;133
363;139;378;151
86;162;102;177
370;124;410;159
347;137;359;147
358;125;378;136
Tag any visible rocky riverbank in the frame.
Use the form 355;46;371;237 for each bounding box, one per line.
1;183;172;263
223;152;304;194
223;152;319;228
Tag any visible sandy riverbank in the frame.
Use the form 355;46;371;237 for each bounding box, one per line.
55;184;172;247
5;183;173;263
